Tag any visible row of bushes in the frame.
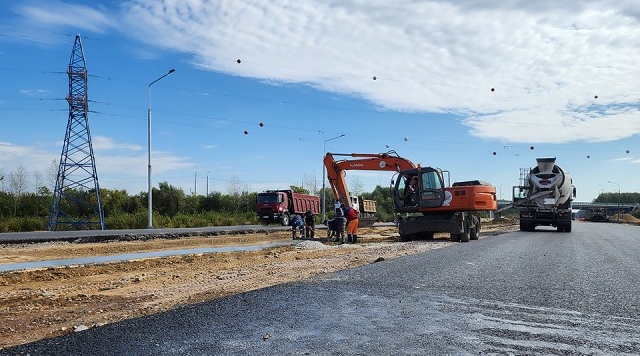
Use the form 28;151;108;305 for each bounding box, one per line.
0;210;259;233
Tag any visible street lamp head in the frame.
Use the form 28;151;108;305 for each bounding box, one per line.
168;69;176;74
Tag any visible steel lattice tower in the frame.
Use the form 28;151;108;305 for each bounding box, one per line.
48;35;105;231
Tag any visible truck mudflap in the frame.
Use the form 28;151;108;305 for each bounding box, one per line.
519;208;572;232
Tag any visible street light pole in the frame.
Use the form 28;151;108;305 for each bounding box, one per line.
322;134;345;222
608;180;621;222
147;68;175;228
206;171;210;196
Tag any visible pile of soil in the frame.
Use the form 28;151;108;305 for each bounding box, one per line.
609;213;640;224
486;216;518;226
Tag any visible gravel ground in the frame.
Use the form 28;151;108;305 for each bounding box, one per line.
0;220;518;349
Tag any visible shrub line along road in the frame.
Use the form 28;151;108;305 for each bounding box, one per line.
2;222;639;355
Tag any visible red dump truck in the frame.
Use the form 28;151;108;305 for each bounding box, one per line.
256;190;321;226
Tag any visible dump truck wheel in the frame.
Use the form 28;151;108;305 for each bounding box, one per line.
281;213;290;226
450;233;460;242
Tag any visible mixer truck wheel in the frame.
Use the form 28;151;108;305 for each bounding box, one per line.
561;223;571;232
520;222;534;231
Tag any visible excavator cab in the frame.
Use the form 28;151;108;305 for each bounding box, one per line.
393;167;446;213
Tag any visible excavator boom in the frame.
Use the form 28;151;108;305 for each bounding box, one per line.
323;151;416;207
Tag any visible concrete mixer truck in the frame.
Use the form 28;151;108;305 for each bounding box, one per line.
512;158;576;232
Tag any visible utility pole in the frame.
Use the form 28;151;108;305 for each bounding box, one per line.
48;35;105;231
322;134;345;222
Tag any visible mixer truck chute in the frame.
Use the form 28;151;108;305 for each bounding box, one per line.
323;151;497;241
513;157;576;232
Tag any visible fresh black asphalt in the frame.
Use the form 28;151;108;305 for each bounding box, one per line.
2;222;639;355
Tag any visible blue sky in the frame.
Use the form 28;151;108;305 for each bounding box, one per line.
0;0;638;202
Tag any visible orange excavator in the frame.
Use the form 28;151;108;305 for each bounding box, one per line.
323;151;497;241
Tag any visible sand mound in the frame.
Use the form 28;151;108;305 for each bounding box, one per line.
610;213;640;223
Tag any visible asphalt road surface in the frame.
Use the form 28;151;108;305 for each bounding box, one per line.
0;225;291;244
3;222;639;355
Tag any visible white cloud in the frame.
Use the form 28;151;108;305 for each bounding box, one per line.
19;88;50;96
0;137;194;194
92;136;142;151
3;0;115;46
119;0;640;143
16;0;114;33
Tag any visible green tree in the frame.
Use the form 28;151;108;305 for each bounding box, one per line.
199;191;224;212
153;182;186;217
362;185;395;222
289;185;309;194
101;189;131;217
594;192;640;204
184;194;202;214
8;164;29;215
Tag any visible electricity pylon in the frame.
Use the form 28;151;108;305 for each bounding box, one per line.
48;35;105;231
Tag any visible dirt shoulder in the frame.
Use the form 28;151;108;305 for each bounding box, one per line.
0;221;517;349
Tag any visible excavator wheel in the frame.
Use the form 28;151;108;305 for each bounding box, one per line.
459;226;470;242
470;227;479;240
470;217;480;240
